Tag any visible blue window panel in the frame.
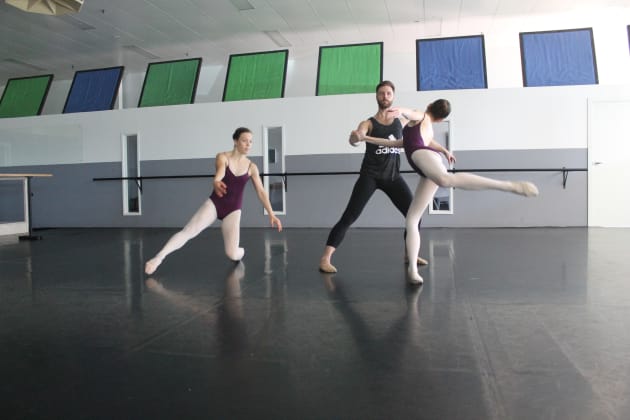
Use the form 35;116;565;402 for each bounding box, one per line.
417;36;487;91
520;29;598;87
63;66;124;113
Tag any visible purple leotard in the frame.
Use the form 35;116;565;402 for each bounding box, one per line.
403;121;440;177
209;164;250;220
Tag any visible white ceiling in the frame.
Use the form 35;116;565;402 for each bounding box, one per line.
0;0;628;81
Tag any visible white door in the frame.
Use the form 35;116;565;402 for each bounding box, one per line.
588;99;630;227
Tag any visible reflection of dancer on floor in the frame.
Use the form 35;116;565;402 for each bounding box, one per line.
319;80;428;274
145;127;282;275
354;99;539;285
323;274;423;402
146;261;248;355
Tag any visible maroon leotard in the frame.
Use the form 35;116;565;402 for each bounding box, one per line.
403;121;440;177
209;164;250;220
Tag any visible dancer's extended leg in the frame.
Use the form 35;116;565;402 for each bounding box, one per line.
406;177;438;285
412;150;538;196
221;210;244;261
145;199;218;275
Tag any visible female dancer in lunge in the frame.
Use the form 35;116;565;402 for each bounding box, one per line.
145;127;282;275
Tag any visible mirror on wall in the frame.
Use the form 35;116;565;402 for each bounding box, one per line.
263;126;285;215
122;134;141;215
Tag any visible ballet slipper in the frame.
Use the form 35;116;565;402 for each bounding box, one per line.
145;258;162;275
407;270;424;286
404;256;429;266
513;181;539;197
319;260;338;273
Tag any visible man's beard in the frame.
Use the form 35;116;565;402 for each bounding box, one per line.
378;99;392;109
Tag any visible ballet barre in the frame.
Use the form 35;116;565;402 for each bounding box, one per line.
93;167;587;190
0;173;52;240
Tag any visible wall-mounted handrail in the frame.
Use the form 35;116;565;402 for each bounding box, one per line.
94;167;587;192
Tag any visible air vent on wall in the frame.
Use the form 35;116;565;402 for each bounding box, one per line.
5;0;84;16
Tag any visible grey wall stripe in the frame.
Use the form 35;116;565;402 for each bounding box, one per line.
4;149;585;229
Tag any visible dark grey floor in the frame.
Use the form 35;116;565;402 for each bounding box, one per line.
1;227;630;419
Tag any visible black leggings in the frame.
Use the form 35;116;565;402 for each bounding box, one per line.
326;174;420;248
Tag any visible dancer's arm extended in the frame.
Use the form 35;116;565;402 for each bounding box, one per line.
388;107;425;123
213;152;229;197
348;119;371;147
354;131;403;147
250;164;283;231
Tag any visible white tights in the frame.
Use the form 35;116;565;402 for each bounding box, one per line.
145;199;244;274
406;150;534;282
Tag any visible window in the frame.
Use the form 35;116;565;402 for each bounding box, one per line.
316;42;383;95
0;74;53;118
223;50;288;101
63;66;124;113
138;58;202;107
417;35;487;91
520;28;598;87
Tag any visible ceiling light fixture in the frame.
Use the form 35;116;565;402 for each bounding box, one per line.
264;30;291;47
5;0;84;16
123;45;161;60
229;0;254;12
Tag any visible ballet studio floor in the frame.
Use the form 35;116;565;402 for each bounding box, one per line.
1;227;630;420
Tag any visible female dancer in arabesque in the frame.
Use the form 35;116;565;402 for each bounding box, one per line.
352;99;538;284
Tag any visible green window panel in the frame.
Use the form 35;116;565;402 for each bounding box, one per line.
223;50;288;101
317;42;383;95
138;58;202;107
0;74;53;118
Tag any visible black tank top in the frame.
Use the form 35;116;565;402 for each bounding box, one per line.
359;117;403;180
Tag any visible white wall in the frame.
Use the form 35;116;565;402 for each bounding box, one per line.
1;83;628;169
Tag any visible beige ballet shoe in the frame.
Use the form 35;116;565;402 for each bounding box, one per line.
407;270;424;285
144;258;162;275
513;181;539;197
404;256;429;266
319;260;338;273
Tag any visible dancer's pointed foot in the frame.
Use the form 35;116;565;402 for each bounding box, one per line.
145;258;162;275
407;269;424;286
319;259;337;273
513;181;539;197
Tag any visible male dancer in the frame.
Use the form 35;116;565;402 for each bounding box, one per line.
319;81;427;273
